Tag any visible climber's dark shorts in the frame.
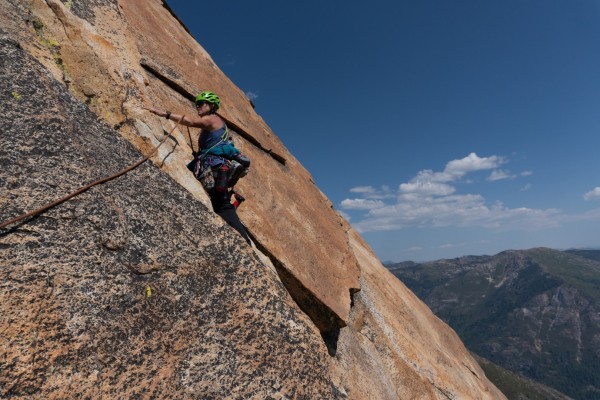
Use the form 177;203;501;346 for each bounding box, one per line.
210;191;251;245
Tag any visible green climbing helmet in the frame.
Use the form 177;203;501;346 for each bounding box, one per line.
195;91;220;109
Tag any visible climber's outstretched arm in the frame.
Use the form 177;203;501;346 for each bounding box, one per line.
143;106;214;130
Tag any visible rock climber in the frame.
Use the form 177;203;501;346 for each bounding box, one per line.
144;91;251;244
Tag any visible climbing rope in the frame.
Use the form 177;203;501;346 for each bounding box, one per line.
0;115;185;230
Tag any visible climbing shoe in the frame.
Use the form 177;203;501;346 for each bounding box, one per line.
231;191;245;208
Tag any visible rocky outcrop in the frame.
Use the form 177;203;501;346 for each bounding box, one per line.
0;38;335;398
4;0;359;333
1;0;505;398
331;231;504;399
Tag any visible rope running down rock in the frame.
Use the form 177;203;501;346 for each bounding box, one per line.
0;116;185;230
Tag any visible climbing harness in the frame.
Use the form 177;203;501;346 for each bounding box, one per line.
186;125;233;191
0;115;186;230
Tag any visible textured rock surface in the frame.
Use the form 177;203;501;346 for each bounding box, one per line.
2;0;360;331
1;1;505;398
329;231;506;399
0;39;336;398
119;0;361;331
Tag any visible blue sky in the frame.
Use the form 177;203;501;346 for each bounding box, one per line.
165;0;600;262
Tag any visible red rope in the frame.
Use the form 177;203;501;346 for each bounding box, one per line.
0;116;185;230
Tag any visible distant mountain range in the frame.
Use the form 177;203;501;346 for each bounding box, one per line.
387;248;600;400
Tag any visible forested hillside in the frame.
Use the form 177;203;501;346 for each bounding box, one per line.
389;248;600;399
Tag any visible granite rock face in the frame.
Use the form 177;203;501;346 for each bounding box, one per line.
1;1;505;398
3;0;360;332
330;231;505;399
0;38;335;399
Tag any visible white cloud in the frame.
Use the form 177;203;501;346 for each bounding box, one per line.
352;195;561;233
559;207;600;222
350;186;376;194
341;152;565;234
339;198;385;210
584;187;600;201
246;91;259;101
399;181;455;196
348;185;394;199
398;153;505;196
520;183;532;192
444;152;506;177
487;169;515;181
521;170;533;177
